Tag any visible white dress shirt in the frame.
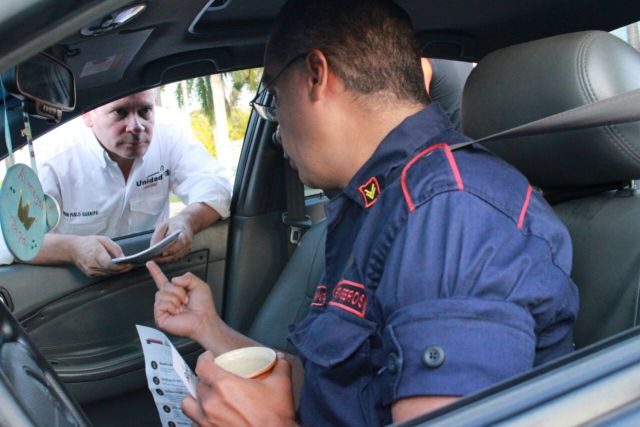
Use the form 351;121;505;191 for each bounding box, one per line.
35;109;232;238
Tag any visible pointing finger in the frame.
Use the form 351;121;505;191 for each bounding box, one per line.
146;261;170;290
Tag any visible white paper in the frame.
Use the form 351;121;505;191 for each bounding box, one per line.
112;230;182;264
136;325;198;427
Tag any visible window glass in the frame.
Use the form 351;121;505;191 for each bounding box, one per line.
305;186;324;198
610;21;640;50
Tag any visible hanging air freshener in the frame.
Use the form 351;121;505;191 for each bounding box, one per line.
0;81;48;261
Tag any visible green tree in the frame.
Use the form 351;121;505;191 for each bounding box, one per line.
190;110;216;158
170;68;263;161
225;69;262;107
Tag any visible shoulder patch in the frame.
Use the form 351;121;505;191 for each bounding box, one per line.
358;177;381;208
329;280;368;318
311;284;328;307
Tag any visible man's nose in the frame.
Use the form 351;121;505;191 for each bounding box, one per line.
126;115;145;133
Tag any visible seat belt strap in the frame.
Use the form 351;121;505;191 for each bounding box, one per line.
451;87;640;151
283;163;311;247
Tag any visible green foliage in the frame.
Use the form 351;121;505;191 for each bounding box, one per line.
228;107;251;141
175;84;184;109
191;77;213;124
190;110;217;158
170;68;263;147
225;68;263;107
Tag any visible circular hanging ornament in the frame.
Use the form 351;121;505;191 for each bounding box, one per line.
0;164;47;261
44;193;61;232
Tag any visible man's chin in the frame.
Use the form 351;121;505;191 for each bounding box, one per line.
122;143;149;158
287;160;322;188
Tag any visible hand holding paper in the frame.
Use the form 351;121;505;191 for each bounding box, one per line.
112;230;182;264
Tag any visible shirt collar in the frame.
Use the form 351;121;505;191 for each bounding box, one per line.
342;103;455;208
85;127;146;170
85;126;109;168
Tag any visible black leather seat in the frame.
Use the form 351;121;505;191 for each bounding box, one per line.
248;219;326;353
248;59;474;351
461;31;640;348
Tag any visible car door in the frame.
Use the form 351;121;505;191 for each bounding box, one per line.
0;220;228;401
0;75;237;426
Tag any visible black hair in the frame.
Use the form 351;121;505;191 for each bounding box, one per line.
265;0;429;106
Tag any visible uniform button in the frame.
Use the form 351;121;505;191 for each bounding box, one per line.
387;352;399;374
422;346;445;368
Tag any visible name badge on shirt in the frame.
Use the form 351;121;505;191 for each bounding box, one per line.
328;280;368;318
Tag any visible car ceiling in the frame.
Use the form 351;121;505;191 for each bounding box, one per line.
2;0;640;120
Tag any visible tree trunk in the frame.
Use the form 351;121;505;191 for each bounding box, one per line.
180;81;189;111
628;23;640;51
155;86;163;107
210;74;231;165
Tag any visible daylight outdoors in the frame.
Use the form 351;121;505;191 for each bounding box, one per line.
611;21;640;48
154;68;262;215
0;68;263;217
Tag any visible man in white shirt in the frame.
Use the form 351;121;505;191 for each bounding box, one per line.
29;89;232;276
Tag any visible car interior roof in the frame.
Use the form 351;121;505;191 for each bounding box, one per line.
3;0;640;132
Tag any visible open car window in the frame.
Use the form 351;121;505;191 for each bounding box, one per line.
0;69;261;248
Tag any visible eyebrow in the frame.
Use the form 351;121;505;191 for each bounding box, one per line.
108;103;130;112
108;102;154;112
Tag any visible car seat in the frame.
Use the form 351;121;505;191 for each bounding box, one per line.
248;60;475;352
461;31;640;348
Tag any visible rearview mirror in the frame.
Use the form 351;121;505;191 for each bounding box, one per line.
2;53;75;120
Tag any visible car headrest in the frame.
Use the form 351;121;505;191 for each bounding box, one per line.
462;31;640;189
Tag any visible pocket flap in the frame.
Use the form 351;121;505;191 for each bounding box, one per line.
289;309;376;368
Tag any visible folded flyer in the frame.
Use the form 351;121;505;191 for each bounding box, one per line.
112;230;182;264
136;325;197;427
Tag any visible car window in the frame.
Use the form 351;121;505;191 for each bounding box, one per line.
0;68;262;243
610;20;640;49
155;69;262;215
305;186;324;198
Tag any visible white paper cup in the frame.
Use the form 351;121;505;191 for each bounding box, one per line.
214;347;277;379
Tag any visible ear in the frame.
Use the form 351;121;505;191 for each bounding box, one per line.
82;112;93;128
305;49;330;102
421;58;433;94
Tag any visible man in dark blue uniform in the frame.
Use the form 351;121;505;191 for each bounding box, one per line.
147;0;579;425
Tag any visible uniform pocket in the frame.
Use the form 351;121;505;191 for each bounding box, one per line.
63;218;107;236
289;309;376;368
129;194;166;215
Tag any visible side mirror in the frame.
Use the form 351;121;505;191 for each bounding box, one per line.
2;52;75;121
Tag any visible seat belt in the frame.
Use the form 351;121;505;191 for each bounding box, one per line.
277;130;311;252
283;163;311;245
278;87;640;252
451;88;640;151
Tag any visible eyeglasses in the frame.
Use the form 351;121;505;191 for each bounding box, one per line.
250;53;307;122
